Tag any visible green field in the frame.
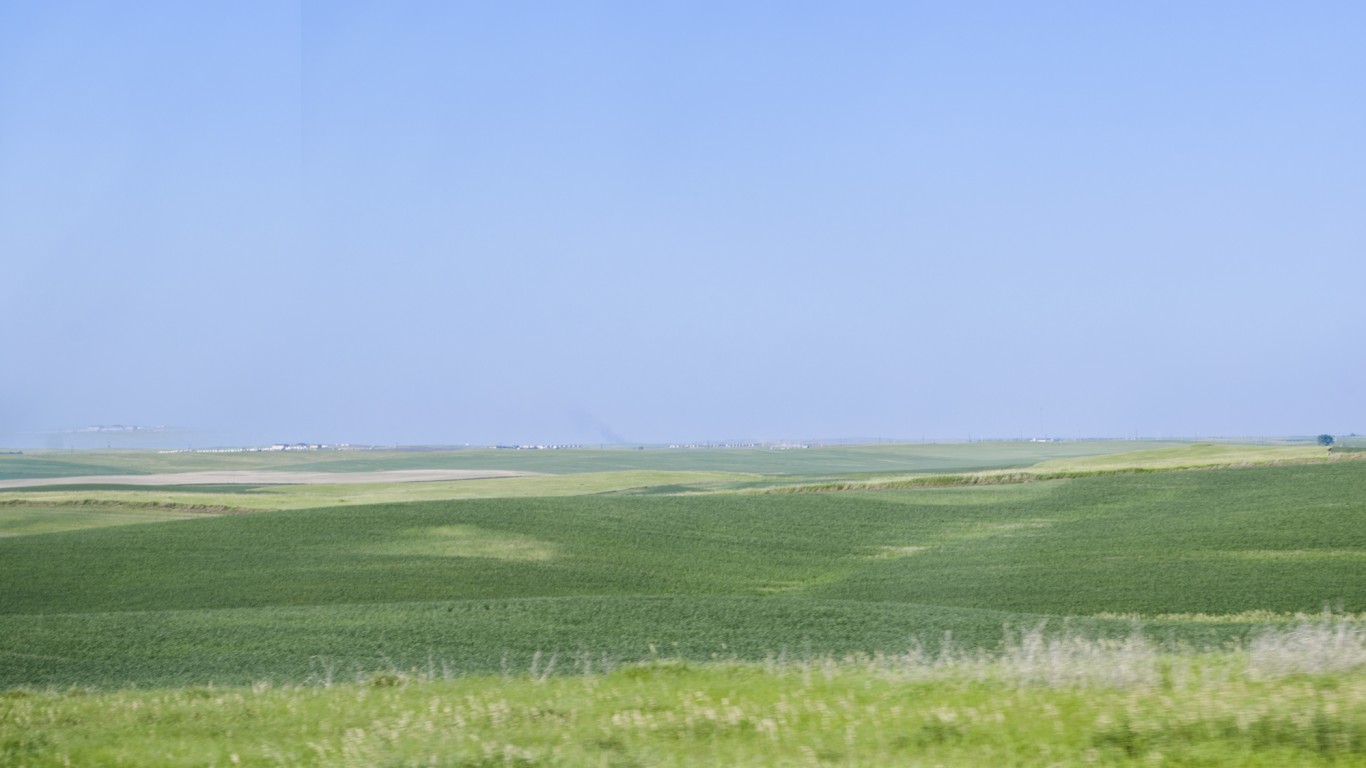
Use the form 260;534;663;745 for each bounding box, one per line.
1;442;1362;765
2;456;1361;687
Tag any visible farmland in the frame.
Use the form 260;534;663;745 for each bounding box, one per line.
1;441;1363;765
0;440;1204;483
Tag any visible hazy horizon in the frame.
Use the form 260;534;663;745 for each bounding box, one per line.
4;2;1362;449
6;428;1348;453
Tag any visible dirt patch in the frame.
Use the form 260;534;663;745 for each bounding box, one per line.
0;469;538;490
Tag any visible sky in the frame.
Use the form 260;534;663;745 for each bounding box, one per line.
2;1;1363;448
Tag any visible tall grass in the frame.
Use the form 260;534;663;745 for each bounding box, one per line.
757;619;1366;691
1249;616;1366;678
334;620;1362;692
4;625;1364;767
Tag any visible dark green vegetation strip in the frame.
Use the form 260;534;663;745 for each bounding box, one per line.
0;498;246;514
0;598;1094;689
0;597;1265;690
1;462;1361;688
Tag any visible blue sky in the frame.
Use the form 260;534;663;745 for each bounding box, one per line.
2;1;1362;448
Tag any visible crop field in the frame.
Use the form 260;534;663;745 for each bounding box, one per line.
0;440;1198;483
1;441;1362;765
0;470;768;514
0;442;1327;512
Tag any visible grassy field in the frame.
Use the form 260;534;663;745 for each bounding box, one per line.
0;504;207;537
1;442;1362;765
4;627;1364;766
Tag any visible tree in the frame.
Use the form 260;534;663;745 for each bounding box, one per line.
1317;434;1335;446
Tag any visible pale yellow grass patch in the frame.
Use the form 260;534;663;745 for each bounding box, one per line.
1215;549;1366;562
866;546;928;559
1030;443;1332;473
365;525;558;561
1092;610;1366;623
0;470;759;512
